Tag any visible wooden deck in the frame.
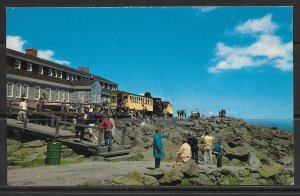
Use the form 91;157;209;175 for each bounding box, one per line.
7;118;129;157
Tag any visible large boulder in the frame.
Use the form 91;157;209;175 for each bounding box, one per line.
259;163;284;178
7;139;22;155
248;152;261;168
144;169;164;179
112;171;159;186
178;159;201;177
176;121;195;127
189;174;213;185
112;176;143;186
159;168;184;185
22;140;45;148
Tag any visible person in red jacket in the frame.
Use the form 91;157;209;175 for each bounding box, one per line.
102;114;113;152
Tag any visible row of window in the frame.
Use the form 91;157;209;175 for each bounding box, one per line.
14;59;89;81
7;82;70;102
14;59;118;90
129;96;153;105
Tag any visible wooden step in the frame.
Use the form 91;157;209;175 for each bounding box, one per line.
104;154;139;161
98;150;130;157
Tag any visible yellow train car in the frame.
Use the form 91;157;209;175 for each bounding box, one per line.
161;101;174;117
110;91;153;112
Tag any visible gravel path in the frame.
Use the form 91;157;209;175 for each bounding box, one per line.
8;160;247;186
8;160;173;186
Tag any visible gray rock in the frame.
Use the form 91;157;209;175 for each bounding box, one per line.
248;152;260;168
189;174;213;185
22;140;45;148
278;156;293;166
176;121;195;127
144;169;164;179
178;159;201;177
159;168;184;185
140;174;159;186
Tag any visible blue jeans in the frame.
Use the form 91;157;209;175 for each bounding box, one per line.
105;131;113;148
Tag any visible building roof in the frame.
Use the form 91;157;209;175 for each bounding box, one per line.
7;48;117;85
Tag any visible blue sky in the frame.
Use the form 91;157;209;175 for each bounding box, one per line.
6;7;293;119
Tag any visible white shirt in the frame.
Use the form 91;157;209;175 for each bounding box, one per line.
19;101;27;110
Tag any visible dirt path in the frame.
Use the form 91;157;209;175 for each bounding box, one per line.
8;160;247;186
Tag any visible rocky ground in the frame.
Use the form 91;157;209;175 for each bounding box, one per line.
7;116;294;186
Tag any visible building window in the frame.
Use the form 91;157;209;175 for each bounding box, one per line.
75;76;78;81
70;75;74;81
58;71;62;78
80;77;83;80
27;63;32;71
15;60;21;69
23;84;29;98
61;90;65;101
65;91;69;102
53;70;58;77
7;83;13;97
38;66;43;74
34;86;40;100
66;73;70;80
15;83;22;98
46;88;51;101
48;69;53;76
55;90;60;101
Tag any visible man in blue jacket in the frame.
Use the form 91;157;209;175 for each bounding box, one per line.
213;139;224;168
153;129;169;168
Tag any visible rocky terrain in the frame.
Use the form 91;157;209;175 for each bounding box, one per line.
7;116;294;185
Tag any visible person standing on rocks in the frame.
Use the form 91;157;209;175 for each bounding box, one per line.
201;131;214;166
186;131;199;164
174;137;192;166
213;139;224;168
102;114;113;152
153;129;169;168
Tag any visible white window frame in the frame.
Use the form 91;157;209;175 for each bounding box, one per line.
38;66;43;74
48;68;53;76
7;83;13;98
66;73;70;80
70;75;74;81
80;77;83;80
65;91;69;102
55;89;60;101
23;84;29;98
46;88;52;101
75;76;78;81
53;70;58;77
58;71;62;78
15;59;21;69
61;90;65;101
15;83;22;98
27;63;32;71
34;86;40;100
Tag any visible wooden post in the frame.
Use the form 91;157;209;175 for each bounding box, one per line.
23;112;27;129
54;119;60;142
97;128;103;155
50;115;54;128
121;127;126;149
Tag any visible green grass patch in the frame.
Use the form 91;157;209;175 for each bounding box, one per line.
179;178;193;186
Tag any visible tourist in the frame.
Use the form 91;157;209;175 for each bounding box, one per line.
186;131;199;164
177;110;179;118
75;113;87;140
18;98;27;123
213;139;224;168
109;114;116;143
174;137;192;166
87;109;98;143
201;131;214;166
153;129;169;168
102;114;113;152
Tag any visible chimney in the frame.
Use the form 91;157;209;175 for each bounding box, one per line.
26;48;37;57
78;66;89;73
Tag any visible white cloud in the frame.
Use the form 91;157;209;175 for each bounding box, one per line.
6;35;70;66
6;35;26;52
208;14;292;73
194;6;218;13
235;14;278;34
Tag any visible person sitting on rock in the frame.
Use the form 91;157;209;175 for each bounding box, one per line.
174;138;192;166
213;139;224;168
152;129;169;168
201;131;214;167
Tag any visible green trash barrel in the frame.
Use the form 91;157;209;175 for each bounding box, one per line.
45;142;62;165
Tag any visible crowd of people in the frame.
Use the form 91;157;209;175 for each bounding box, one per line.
177;110;187;118
152;130;224;169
